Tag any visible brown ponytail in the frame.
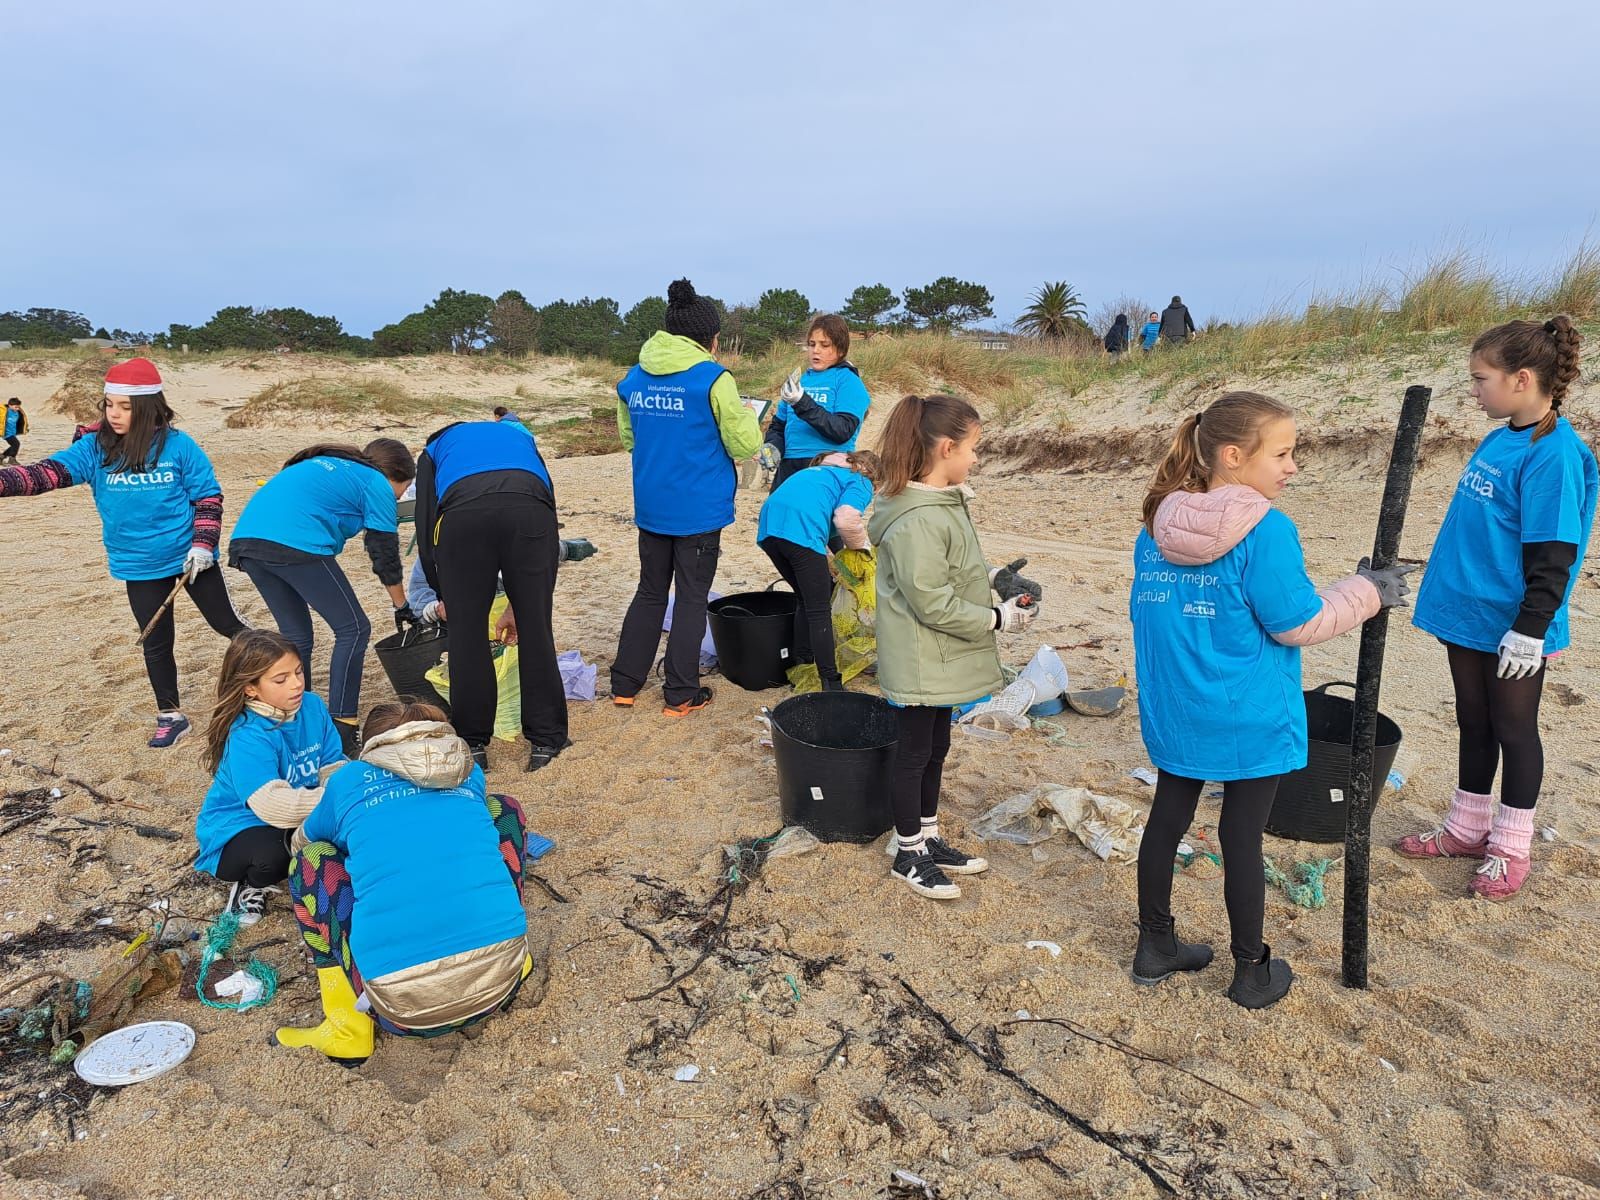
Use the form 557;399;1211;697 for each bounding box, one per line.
282;437;416;482
876;394;981;497
1473;315;1584;443
806;447;882;483
1142;391;1294;533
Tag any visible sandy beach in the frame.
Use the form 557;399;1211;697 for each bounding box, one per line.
2;351;1598;1200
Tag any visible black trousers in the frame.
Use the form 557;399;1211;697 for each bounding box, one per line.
1447;642;1546;809
125;571;248;711
215;824;292;886
611;529;721;706
1137;770;1280;961
759;536;839;685
435;495;566;750
891;705;953;840
1;436;18;462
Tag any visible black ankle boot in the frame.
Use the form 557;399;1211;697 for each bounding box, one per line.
1226;944;1293;1009
1131;924;1214;985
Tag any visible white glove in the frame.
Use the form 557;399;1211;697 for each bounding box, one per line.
757;444;781;472
780;369;804;404
994;595;1039;634
183;546;214;583
1496;631;1544;679
421;600;444;623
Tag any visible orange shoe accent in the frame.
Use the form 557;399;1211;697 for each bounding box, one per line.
613;695;635;708
662;688;713;718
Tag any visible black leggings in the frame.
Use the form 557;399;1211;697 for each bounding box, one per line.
1;436;18;462
1137;770;1280;961
1446;642;1545;809
891;706;952;840
215;824;293;886
125;571;249;711
759;536;838;685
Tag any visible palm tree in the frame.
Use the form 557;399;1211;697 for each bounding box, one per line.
1014;281;1089;340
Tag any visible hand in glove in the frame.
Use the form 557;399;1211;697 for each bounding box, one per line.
559;537;597;563
421;600;446;623
1356;557;1419;608
988;557;1043;602
993;594;1039;634
757;443;781;472
780;369;805;405
183;546;215;584
394;604;419;636
1496;630;1544;679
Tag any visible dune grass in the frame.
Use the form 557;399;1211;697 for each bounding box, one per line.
47;356;113;421
226;376;455;428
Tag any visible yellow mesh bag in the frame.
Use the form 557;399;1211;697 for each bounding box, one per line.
785;548;878;693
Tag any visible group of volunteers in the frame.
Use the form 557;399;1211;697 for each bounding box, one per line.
0;291;1589;1055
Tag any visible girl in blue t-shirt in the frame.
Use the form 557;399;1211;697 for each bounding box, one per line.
756;449;879;691
1129;391;1413;1008
196;629;346;925
0;359;246;748
759;314;872;492
1402;317;1596;901
229;440;417;755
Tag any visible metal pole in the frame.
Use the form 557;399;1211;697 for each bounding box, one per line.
1342;385;1432;988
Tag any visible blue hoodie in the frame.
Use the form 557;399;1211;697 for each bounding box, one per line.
194;693;345;875
773;364;871;460
758;464;873;554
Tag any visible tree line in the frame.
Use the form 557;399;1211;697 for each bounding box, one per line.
4;276;1100;359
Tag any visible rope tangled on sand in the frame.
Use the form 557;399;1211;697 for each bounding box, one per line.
195;911;278;1012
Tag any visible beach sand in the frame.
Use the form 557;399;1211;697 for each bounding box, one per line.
2;353;1598;1199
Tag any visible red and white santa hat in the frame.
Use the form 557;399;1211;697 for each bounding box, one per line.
103;357;164;396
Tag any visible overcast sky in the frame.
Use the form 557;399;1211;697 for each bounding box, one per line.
4;1;1596;336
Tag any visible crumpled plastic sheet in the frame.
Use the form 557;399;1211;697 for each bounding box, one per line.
558;649;597;700
972;784;1146;863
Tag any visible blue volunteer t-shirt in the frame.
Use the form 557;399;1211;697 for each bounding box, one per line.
1141;321;1161;349
1414;418;1599;654
757;464;874;554
300;761;526;981
193;693;345;876
775;365;871;460
49;428;220;581
1130;509;1324;781
232;455;398;555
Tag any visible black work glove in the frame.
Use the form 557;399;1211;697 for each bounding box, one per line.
990;557;1044;602
394;604;420;636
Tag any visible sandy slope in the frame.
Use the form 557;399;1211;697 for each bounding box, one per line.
1;353;1597;1200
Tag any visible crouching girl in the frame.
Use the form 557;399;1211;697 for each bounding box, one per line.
273;701;532;1063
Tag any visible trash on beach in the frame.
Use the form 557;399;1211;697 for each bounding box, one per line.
1064;686;1128;717
763;826;820;860
558;650;597;701
888;1169;939;1199
1129;767;1159;786
524;832;555;863
1264;854;1340;909
973;785;1145;863
72;1020;195;1087
958;647;1069;732
672;1064;701;1082
195;911;278;1013
1024;940;1062;958
212;969;265;1005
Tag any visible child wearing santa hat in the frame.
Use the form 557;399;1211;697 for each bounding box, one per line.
0;358;247;747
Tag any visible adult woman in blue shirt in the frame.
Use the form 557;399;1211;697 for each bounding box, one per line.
229;439;417;755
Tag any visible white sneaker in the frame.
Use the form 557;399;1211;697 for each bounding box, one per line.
225;882;278;927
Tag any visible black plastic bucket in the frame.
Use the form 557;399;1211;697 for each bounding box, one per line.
1267;681;1403;843
770;692;896;843
373;625;452;714
708;589;797;691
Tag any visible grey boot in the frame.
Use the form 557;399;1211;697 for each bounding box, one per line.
1131;924;1214;985
1226;944;1293;1010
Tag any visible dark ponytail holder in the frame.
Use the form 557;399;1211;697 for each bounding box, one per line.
1544;318;1559;336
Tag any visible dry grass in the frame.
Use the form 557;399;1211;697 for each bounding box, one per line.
47;356;113;422
225;376;455;428
537;405;622;457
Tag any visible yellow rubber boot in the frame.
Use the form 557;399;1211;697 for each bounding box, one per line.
272;966;374;1065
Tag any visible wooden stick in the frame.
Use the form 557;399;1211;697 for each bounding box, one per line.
1342;385;1432;989
135;577;186;645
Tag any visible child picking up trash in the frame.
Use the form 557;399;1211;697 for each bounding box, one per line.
869;394;1039;900
194;630;347;926
0;359;247;747
274;701;532;1063
757;449;880;691
1129;391;1413;1008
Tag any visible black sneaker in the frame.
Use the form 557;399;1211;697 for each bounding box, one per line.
891;849;961;900
924;836;988;875
468;742;490;771
526;738;572;772
335;720;361;759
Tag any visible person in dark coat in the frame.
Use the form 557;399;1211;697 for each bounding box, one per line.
1160;296;1196;344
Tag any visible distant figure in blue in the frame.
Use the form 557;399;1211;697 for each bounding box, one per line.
759;314;872;493
1140;310;1162;353
492;405;530;433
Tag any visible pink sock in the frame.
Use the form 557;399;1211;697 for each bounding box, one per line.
1488;805;1535;860
1443;789;1495;841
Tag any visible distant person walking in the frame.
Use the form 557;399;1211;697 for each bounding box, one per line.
1140;311;1162;352
1160;296;1196;345
1103;314;1132;358
3;398;28;464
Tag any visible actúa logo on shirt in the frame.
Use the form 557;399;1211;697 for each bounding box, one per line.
627;387;686;416
1457;458;1501;502
104;460;178;487
1181;600;1217;619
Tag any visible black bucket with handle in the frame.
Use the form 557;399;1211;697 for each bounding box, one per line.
1267;681;1403;843
373;624;452;714
708;586;797;691
769;692;896;843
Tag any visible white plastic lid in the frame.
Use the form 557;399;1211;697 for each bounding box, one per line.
73;1021;195;1086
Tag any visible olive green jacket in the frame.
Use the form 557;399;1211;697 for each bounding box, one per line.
868;482;1003;707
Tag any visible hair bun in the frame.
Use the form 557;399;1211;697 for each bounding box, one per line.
666;278;697;309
